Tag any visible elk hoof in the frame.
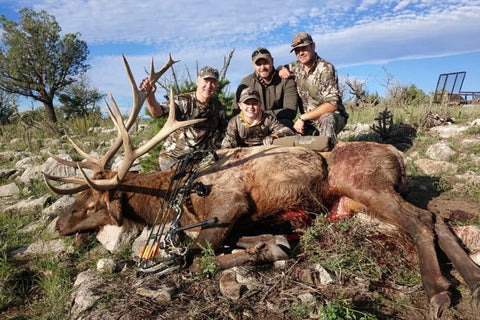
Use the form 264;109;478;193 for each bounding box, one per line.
266;242;289;261
429;291;451;320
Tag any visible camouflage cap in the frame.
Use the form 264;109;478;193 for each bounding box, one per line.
238;87;260;103
251;47;272;63
290;32;313;52
198;66;219;80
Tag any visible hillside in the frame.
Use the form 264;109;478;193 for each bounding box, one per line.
1;106;480;320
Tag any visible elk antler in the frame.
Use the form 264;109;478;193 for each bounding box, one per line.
48;54;177;171
78;87;204;191
44;55;204;194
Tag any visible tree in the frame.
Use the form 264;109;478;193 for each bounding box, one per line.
0;8;89;123
58;74;104;120
0;89;17;125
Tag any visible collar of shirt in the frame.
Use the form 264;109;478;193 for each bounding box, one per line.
240;110;263;127
255;69;277;87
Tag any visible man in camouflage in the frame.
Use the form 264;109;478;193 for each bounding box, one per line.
222;87;294;148
140;66;226;170
279;32;348;148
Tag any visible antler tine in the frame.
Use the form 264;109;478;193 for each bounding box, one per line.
149;54;179;84
47;152;101;171
42;172;90;195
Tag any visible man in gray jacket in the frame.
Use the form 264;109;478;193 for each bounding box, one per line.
235;47;300;129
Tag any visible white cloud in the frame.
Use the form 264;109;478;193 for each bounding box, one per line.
4;0;480;110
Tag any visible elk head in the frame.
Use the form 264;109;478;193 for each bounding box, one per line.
44;55;205;236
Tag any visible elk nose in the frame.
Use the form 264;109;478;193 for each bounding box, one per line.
55;219;61;232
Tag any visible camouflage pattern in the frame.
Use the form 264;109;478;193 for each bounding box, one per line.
290;32;313;52
221;112;294;148
198;66;219;80
306;113;346;145
158;92;226;170
289;53;348;144
289;54;346;115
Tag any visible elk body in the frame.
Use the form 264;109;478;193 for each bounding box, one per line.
45;55;480;320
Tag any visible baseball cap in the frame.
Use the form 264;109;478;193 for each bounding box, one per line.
198;66;219;80
251;47;272;63
290;32;313;52
238;87;260;103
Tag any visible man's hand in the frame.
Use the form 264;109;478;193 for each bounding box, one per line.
140;78;157;95
278;66;293;79
262;136;275;146
293;118;305;134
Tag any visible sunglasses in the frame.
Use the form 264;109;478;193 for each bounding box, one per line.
252;48;270;58
243;89;257;95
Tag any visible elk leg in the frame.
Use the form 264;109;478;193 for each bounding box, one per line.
357;192;452;318
189;235;290;273
435;217;480;310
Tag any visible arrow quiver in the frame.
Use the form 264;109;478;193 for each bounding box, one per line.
137;149;218;275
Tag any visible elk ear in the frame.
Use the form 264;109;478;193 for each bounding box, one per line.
105;191;123;226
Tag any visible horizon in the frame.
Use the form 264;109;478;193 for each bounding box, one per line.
1;0;479;114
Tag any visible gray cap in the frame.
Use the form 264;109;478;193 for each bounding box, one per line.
251;47;272;63
290;32;313;52
198;66;219;80
238;87;260;103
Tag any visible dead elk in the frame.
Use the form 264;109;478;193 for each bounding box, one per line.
44;55;480;320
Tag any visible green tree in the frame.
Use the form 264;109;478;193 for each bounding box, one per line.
0;89;17;125
58;74;104;120
0;8;89;123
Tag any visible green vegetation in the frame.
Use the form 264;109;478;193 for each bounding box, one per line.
0;8;90;123
193;241;218;278
300;217;421;285
318;302;378;320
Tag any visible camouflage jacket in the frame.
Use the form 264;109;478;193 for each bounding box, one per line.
221;112;294;148
158;92;226;159
288;54;348;117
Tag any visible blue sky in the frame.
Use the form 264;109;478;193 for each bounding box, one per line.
1;0;480;113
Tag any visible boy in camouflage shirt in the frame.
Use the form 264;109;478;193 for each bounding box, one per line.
222;87;294;148
140;66;226;170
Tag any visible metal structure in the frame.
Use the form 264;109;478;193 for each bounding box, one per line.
433;71;480;104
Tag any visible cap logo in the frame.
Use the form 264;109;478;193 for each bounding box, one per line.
251;48;270;58
199;66;219;80
293;36;310;46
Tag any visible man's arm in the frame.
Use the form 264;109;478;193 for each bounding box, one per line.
220;118;240;149
293;101;337;134
140;78;164;118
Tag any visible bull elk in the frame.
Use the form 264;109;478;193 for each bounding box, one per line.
44;55;480;320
